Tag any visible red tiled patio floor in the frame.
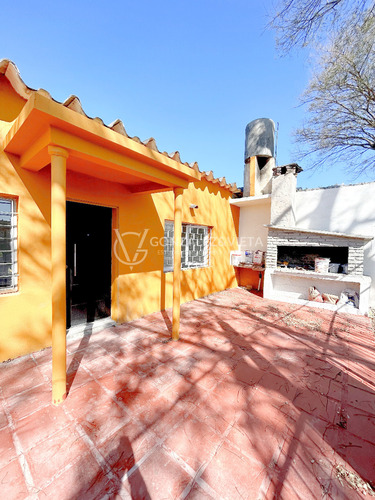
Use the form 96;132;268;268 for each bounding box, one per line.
0;288;375;499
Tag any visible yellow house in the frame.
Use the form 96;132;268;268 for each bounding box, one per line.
0;60;240;403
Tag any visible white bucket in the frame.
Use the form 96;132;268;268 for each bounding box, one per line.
315;257;330;273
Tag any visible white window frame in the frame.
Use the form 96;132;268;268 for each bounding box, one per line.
163;221;211;272
0;198;18;292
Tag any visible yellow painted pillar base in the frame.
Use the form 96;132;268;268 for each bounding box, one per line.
49;145;69;405
52;380;67;405
172;187;183;341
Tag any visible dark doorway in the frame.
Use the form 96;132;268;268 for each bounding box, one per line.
66;202;112;328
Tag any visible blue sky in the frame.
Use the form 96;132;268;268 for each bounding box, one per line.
2;0;372;189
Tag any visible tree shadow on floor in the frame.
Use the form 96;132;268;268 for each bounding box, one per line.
58;288;375;499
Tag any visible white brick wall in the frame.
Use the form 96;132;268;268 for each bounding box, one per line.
266;228;366;276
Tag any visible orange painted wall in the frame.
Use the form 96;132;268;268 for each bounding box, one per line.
0;135;52;361
237;268;264;291
0;79;239;362
0;76;26;121
112;179;240;323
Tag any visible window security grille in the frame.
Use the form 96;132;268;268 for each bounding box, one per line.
0;198;18;291
163;221;175;273
163;221;211;272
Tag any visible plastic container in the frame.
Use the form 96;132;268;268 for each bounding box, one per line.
253;250;264;265
230;251;244;266
244;251;253;264
328;263;340;273
315;257;330;273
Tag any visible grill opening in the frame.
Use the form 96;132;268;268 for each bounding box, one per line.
277;245;349;273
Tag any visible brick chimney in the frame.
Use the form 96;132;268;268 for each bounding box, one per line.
270;164;303;227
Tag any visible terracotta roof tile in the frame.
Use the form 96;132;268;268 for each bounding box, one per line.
143;138;158;151
131;136;142;144
63;95;86;115
108;119;127;135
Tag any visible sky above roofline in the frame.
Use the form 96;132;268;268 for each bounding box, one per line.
2;0;374;190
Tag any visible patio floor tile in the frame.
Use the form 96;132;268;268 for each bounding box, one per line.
136;396;187;439
97;419;158;478
63;379;109;419
13;404;71;452
121;446;192;499
39;452;116;500
0;356;36;383
0;288;374;498
5;383;50;422
0;404;8;429
114;378;163;416
0;425;17;468
77;398;130;447
0;365;45;399
0;458;30;500
184;482;216;499
25;424;92;490
201;440;268;500
164;413;223;471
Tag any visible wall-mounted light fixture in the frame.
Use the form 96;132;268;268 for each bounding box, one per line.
189;204;199;209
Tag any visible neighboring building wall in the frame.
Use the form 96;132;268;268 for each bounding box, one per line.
0;80;239;362
295;184;375;306
236;198;270;289
237;199;270;252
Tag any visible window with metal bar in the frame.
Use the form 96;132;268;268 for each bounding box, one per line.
0;198;18;291
163;221;211;272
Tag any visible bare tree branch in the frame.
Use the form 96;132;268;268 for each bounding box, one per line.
269;0;374;52
294;12;375;175
268;1;375;175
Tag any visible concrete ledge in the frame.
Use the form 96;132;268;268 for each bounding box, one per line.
264;268;371;315
266;225;373;240
230;194;271;206
271;269;370;282
266;295;364;316
66;317;116;343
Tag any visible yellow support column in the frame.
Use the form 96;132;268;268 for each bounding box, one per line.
49;146;69;405
172;187;183;341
